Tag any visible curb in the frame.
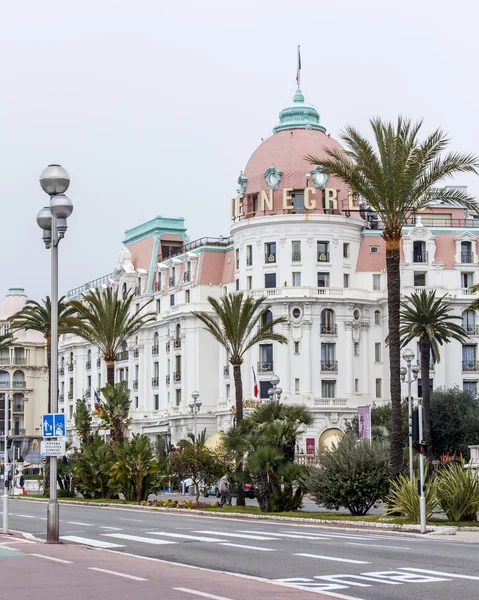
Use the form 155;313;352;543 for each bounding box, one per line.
16;496;478;534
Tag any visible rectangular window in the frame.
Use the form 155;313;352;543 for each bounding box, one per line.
317;241;330;262
354;378;359;392
370;245;380;254
375;342;381;362
294;341;300;354
226;383;230;399
375;378;382;398
235;248;240;270
246;245;253;266
252;195;258;214
414;272;426;287
462;344;477;370
343;243;350;259
185;289;191;303
98;373;101;388
291;191;305;214
247;276;252;290
175;389;181;406
69;377;73;392
374;310;381;325
462;272;474;289
119;368;124;382
264;273;276;288
170;267;176;287
87;375;91;388
461;241;473;264
157;274;162;291
259;344;273;372
292;272;301;287
292;241;301;262
417;378;433;398
321;343;336;371
154;362;159;377
156;299;161;314
294;378;300;393
235;279;240;291
265;242;276;263
170;294;175;306
373;274;381;291
317;272;330;288
354;341;360;356
343;273;350;288
135;396;139;409
463;380;477;396
154;394;159;410
259;381;271;399
321;380;336;398
413;240;427;263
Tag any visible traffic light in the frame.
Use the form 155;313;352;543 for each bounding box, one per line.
419;442;428;455
411;408;420;449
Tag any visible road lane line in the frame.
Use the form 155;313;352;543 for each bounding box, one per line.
238;530;330;540
345;543;411;550
100;526;123;530
61;536;125;548
103;533;176;545
119;518;144;522
218;543;276;552
400;568;479;580
193;530;278;541
294;553;370;564
146;532;227;542
67;521;94;527
173;588;233;600
88;567;148;581
30;553;73;564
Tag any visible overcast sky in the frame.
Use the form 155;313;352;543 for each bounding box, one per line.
2;0;478;302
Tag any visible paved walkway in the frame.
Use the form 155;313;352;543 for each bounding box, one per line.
0;534;347;600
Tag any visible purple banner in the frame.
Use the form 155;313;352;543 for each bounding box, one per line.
358;405;371;440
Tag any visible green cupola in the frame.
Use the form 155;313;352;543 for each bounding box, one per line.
273;89;326;134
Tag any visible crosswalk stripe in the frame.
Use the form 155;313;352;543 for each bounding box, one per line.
238;530;330;540
145;532;227;542
294;552;370;564
218;543;276;552
67;521;94;527
102;533;176;545
60;536;125;548
280;530;393;541
193;530;278;541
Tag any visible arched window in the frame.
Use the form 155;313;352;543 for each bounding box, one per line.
462;310;476;335
122;282;127;300
374;310;381;325
320;309;336;334
87;349;91;361
176;324;181;340
262;310;273;327
0;370;10;388
13;370;25;387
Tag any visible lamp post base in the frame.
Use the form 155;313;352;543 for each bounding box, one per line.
47;499;60;543
2;491;8;534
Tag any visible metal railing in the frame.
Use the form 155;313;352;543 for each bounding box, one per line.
133;380;139;390
464;325;479;335
173;371;181;382
166;374;170;385
257;361;273;373
321;360;338;372
152;345;159;355
68;391;74;399
223;365;230;377
461;251;474;263
246;256;253;266
134;348;139;358
134;286;141;296
317;252;330;262
117;351;129;362
155;281;161;291
0;357;9;365
184;272;191;282
174;338;181;349
12;381;26;389
166;342;170;352
13;357;26;365
86;361;91;370
68;363;74;371
67;273;112;299
157;236;232;262
169;277;176;287
320;324;337;335
13;403;24;413
59;367;65;376
291;253;302;262
413;252;428;263
0;381;10;388
152;377;159;387
462;361;479;371
265;253;276;263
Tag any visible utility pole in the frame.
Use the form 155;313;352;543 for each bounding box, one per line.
2;392;10;534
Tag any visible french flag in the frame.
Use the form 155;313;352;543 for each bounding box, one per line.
252;366;258;398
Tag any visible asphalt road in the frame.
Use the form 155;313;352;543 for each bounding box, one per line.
2;499;479;600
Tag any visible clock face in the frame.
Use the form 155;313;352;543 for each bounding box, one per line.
268;172;279;187
314;171;328;187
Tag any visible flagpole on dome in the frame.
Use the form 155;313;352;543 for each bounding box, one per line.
296;44;301;89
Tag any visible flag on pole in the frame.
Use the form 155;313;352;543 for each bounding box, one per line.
252;366;258;398
93;388;101;412
296;45;301;88
358;405;372;441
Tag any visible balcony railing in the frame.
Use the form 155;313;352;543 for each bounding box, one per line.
134;348;139;358
317;252;330;262
0;382;9;388
464;325;479;336
59;367;65;376
321;360;338;372
173;371;181;382
134;286;141;296
246;256;253;266
265;253;276;264
68;363;74;371
12;381;26;389
152;377;159;387
0;357;9;365
13;429;26;436
169;277;176;287
166;374;170;385
184;271;191;283
86;361;91;370
97;358;101;367
257;361;273;373
117;351;129;362
152;345;159;356
13;357;26;365
461;251;474;264
320;324;337;335
174;338;181;349
413;253;428;263
68;391;74;399
292;253;302;262
133;380;139;390
13;403;24;413
155;281;161;291
166;342;170;352
462;361;479;372
223;365;230;377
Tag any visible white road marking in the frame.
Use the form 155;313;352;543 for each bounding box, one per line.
345;543;411;550
15;514;47;520
119;518;144;522
60;536;125;548
103;533;176;545
400;567;479;581
30;553;73;564
67;521;94;527
173;588;233;600
282;530;387;541
88;567;148;581
238;530;330;540
100;526;123;530
294;553;370;564
146;532;227;542
218;542;276;552
193;530;278;541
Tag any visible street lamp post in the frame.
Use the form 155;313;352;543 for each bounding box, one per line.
189;391;201;440
2;392;10;534
400;349;420;482
268;374;282;401
36;164;74;543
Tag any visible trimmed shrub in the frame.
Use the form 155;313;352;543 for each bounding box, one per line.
436;463;479;522
308;438;389;516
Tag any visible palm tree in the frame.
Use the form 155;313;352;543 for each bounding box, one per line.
0;331;13;349
399;289;468;455
10;297;77;412
191;292;287;424
68;287;155;385
95;381;132;447
309;118;478;476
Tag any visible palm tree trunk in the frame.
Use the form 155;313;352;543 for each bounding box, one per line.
385;240;403;478
232;363;245;506
420;337;432;456
106;361;115;386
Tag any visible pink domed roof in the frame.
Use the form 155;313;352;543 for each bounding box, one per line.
0;288;45;344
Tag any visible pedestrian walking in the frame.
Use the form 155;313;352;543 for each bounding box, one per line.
218;473;232;507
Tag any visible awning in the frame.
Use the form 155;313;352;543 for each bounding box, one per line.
204;431;225;451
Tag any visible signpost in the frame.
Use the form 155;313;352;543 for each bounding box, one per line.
40;440;66;457
42;413;66;438
3;393;9;534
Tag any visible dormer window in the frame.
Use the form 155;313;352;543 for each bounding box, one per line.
413;241;427;263
461;241;473;263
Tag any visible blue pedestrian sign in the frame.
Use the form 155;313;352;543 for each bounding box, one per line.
42;413;66;438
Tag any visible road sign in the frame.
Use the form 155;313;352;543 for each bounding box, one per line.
41;456;47;465
40;440;66;457
42;413;66;438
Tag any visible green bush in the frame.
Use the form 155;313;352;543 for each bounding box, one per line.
386;467;438;521
436;463;479;522
308;438;389;516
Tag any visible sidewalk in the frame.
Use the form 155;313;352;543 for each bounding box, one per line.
0;534;347;600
